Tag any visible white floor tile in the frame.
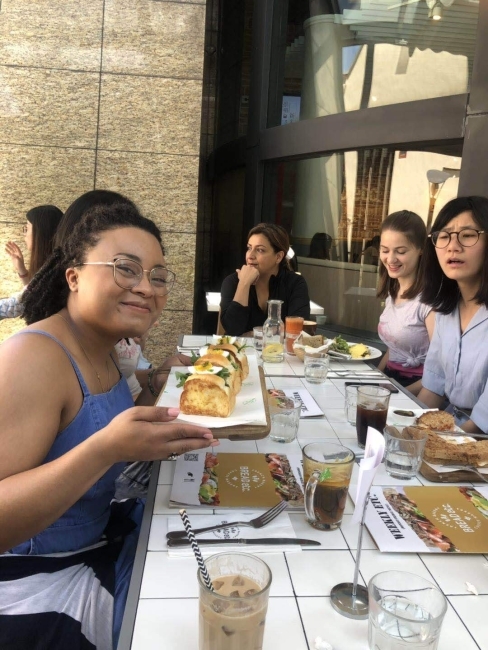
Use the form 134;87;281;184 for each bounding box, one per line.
131;598;199;650
212;438;259;453
358;550;434;585
256;437;302;454
289;513;348;550
297;418;337;438
298;596;369;650
286;550;360;596
371;463;423;486
263;597;309;649
448;595;488;649
140;550;293;598
421;554;488;595
437;602;483;650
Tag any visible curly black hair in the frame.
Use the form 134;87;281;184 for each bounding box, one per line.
22;202;164;324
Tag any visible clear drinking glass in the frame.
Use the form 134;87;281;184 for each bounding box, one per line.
344;385;358;424
268;396;301;443
262;300;284;363
368;571;447;650
384;426;428;480
304;351;329;384
198;552;272;650
302;442;355;530
356;385;391;449
253;326;263;352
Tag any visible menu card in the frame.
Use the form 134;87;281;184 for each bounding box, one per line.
169;451;305;509
365;485;488;553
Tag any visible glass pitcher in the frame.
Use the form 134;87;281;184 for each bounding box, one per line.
262;299;285;363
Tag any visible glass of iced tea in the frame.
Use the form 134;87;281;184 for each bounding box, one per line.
356;386;391;449
303;442;355;531
198;552;272;650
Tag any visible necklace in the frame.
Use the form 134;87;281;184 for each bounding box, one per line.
55;313;110;393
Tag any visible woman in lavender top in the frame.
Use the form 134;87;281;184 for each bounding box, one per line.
377;211;435;394
418;196;488;433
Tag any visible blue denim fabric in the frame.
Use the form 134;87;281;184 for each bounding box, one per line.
10;330;133;556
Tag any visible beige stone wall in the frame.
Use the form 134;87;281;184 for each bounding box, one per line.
0;0;206;364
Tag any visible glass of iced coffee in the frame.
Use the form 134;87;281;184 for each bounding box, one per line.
198;552;272;650
303;442;355;531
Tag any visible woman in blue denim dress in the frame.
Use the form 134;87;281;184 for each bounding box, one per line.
0;202;218;649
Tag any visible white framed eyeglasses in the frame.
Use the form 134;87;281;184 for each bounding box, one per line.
429;228;485;249
75;258;176;296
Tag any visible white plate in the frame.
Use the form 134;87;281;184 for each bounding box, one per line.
343;343;382;362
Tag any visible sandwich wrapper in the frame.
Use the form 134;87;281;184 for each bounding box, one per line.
166;511;302;557
157;355;267;428
350;427;385;525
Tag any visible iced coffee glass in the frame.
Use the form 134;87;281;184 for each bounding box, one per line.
198;552;272;650
303;442;355;531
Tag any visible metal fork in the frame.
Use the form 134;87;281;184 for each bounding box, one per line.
166;500;288;540
439;464;488;483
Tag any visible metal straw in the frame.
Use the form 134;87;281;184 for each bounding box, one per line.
179;509;213;591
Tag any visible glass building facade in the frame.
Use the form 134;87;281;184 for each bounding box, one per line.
195;0;487;340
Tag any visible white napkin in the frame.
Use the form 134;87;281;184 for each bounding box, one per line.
166;511;302;557
350;427;385;525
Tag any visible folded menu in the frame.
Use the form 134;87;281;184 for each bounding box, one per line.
169;451;305;509
365;485;488;553
166;511;301;557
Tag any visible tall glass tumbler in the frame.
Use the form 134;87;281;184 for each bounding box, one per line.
356;386;391;449
198;552;272;650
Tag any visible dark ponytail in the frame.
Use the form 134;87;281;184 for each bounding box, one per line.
22;249;69;324
22;201;164;325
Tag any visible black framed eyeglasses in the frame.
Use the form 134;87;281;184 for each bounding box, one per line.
75;258;176;296
428;228;486;249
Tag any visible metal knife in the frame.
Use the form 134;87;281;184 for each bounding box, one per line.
167;537;321;548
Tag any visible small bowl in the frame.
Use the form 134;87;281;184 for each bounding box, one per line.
389;408;417;426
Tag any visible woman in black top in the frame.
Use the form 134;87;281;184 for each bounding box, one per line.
220;223;310;335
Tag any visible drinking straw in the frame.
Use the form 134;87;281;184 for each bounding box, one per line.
179;509;213;591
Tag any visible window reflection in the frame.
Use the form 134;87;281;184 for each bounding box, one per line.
270;0;479;126
267;147;462;335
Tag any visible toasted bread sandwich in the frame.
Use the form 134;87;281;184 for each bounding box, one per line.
416;411;456;432
180;373;236;417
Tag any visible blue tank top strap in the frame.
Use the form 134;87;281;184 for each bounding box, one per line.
15;329;90;398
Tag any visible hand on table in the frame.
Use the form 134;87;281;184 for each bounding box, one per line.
236;264;259;286
101;406;219;462
5;241;27;277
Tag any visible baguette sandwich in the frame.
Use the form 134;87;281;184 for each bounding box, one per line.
207;343;249;380
180;372;236;417
197;351;241;393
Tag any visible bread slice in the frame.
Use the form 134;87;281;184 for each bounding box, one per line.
416;411;456;432
198;353;241;393
180;374;236;417
406;426;488;467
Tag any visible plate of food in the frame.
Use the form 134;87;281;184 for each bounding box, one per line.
157;337;270;436
325;335;383;362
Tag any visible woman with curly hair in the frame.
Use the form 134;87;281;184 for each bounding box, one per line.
0;201;218;649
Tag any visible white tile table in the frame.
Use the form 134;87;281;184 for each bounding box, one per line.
118;338;488;650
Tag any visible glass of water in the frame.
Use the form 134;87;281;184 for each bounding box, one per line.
268;396;301;443
253;326;263;352
368;571;447;650
344;385;358;424
304;351;329;384
383;426;428;480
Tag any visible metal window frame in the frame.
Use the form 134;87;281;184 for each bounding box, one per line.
236;0;488;220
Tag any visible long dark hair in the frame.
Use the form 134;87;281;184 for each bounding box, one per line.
26;205;63;279
377;210;427;300
247;223;291;271
22;202;163;324
421;196;488;313
55;189;137;247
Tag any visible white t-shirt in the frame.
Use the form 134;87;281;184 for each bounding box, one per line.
378;295;431;368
